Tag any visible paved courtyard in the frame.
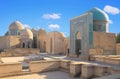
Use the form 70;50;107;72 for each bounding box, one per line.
0;71;79;79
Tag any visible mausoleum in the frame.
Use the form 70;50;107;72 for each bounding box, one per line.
70;7;116;57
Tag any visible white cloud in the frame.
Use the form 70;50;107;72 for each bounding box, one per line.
104;5;120;15
48;24;60;30
108;19;113;24
34;26;41;30
23;24;31;29
42;13;61;19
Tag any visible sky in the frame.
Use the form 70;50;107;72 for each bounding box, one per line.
0;0;120;36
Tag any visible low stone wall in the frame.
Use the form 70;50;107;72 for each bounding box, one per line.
105;58;120;65
0;58;119;78
91;55;120;65
81;64;94;79
81;64;112;79
0;62;22;77
60;60;71;72
1;48;40;57
70;62;85;77
29;60;60;73
94;65;111;77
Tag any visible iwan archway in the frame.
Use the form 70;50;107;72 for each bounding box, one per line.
70;12;93;56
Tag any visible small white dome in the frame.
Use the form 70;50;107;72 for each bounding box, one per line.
20;29;33;39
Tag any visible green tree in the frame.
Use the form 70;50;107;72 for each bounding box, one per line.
116;33;120;43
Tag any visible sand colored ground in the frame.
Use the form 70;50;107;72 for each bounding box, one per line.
0;71;79;79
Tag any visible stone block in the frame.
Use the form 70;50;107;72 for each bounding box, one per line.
60;60;71;72
94;65;111;77
81;64;94;79
70;62;82;77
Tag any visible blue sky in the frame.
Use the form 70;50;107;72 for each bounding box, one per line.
0;0;120;36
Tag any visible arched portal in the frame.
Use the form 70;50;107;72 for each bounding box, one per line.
75;32;82;55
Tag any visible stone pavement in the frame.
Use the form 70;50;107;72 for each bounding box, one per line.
0;71;79;79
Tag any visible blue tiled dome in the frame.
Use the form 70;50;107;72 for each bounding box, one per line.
88;7;109;21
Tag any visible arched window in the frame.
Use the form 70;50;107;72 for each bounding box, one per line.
76;32;81;39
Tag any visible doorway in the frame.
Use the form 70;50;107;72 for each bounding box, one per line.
75;32;82;56
50;38;52;53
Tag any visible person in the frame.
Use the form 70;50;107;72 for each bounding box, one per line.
76;49;82;58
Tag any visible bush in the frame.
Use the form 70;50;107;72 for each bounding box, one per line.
116;33;120;43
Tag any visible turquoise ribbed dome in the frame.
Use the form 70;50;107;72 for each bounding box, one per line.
88;7;109;21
